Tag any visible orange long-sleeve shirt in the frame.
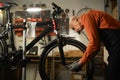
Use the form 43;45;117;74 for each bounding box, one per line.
78;10;120;63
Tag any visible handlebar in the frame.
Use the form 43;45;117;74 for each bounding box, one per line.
0;2;18;9
52;2;62;11
52;2;64;17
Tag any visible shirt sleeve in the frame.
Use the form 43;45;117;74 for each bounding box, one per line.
80;14;101;63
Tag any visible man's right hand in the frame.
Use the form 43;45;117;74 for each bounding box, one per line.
66;60;84;72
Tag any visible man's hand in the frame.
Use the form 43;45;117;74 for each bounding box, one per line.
66;60;84;72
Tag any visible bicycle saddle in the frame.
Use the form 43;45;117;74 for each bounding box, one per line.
0;2;18;9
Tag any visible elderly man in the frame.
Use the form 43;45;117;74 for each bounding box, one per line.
69;9;120;80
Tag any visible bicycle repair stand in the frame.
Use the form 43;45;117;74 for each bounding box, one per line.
21;19;27;80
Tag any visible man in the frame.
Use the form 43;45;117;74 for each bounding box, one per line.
69;9;120;80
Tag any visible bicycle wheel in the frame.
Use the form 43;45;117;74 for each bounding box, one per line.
39;37;94;80
0;38;8;58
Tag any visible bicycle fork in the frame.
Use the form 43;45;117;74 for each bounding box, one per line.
57;36;66;66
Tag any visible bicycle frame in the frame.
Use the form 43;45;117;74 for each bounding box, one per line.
23;3;68;66
25;24;53;52
23;2;68;55
23;20;67;66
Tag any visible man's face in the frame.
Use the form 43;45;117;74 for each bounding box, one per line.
71;20;83;32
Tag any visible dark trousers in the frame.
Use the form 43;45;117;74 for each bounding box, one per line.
99;29;120;80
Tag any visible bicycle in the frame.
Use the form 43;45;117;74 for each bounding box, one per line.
0;2;94;80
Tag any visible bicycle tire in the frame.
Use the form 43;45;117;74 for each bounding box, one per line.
39;37;94;80
0;38;8;57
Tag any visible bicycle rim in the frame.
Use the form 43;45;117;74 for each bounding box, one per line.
39;38;94;80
